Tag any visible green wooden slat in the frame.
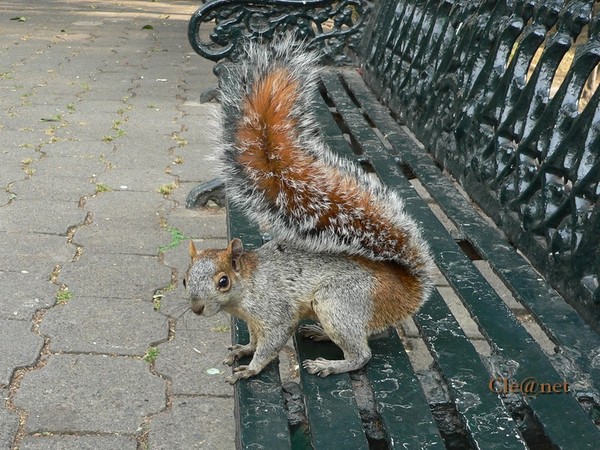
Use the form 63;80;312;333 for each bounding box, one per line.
341;70;600;392
227;202;263;251
319;71;527;449
294;330;370;449
315;79;453;448
227;204;292;450
416;291;528;448
313;90;359;161
326;71;600;446
367;333;446;449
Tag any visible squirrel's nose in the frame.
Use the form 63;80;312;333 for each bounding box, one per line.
191;302;205;315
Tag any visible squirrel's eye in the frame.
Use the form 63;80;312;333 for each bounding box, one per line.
217;275;230;291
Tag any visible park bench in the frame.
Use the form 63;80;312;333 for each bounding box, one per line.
187;0;600;448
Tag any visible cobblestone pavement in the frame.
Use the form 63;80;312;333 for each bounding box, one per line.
0;1;235;448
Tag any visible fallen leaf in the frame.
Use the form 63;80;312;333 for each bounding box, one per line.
40;115;62;122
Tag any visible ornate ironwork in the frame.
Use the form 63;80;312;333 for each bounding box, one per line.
188;0;373;65
362;0;600;322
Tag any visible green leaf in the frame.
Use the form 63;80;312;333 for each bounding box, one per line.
40;115;62;122
10;16;26;22
141;24;154;30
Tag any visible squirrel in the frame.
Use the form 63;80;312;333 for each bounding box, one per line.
185;36;435;385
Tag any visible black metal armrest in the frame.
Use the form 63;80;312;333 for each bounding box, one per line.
188;0;374;65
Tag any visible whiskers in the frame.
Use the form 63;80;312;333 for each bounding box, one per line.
159;296;188;316
159;297;193;330
156;296;232;339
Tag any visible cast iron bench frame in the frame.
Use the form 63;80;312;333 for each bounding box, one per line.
187;0;600;448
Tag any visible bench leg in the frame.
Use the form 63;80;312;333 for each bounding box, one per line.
185;178;226;209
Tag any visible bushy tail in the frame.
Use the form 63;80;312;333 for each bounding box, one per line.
217;36;434;283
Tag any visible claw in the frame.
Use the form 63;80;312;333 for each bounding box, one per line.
233;364;248;373
224;344;255;366
303;358;333;377
225;366;257;384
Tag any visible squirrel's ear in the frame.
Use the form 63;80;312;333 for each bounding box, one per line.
229;238;244;272
188;240;198;259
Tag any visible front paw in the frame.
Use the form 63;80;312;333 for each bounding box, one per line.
223;344;254;366
225;365;258;384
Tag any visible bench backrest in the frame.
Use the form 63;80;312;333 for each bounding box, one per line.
360;0;599;327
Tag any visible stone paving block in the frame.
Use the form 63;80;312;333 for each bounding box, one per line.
41;296;168;355
59;253;170;299
0;193;11;207
131;79;183;103
154;316;233;397
92;71;136;89
0;393;18;450
122;125;182;150
170;155;219;185
0;269;56;320
10;156;105;202
20;435;137;450
0;319;44;386
0;200;85;235
0;233;74;273
149;396;234;450
163;196;227;239
40;140;108;159
128;97;181;124
95;167;174;193
180;104;221;134
179;101;220;125
20;104;68;123
128;96;178;113
109;135;175;167
9;175;92;203
0;131;40;155
68;100;130;118
73;191;169;255
34;155;106;181
15;354;166;434
1;115;47;135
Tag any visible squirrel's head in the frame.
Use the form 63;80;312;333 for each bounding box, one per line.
184;238;247;317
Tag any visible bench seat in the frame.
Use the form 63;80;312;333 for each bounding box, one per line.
187;0;600;447
225;68;600;448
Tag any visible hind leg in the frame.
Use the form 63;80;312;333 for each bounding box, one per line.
298;323;330;342
302;286;372;377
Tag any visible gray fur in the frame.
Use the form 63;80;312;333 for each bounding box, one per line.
187;240;375;382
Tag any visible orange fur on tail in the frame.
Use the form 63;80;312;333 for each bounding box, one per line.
218;37;433;291
235;68;409;258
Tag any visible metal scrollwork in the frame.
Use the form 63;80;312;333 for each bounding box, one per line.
188;0;373;65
